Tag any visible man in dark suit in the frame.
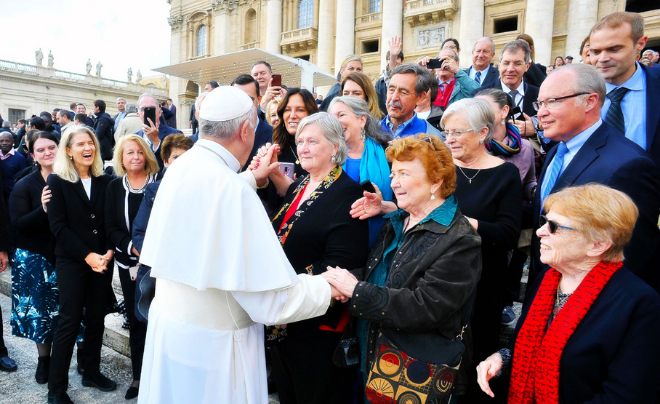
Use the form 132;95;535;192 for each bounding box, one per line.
464;37;500;88
231;74;273;171
478;40;539;139
589;12;660;171
530;63;660;291
135;94;183;170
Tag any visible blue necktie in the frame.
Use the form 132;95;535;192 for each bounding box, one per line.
474;70;482;84
539;142;569;210
605;87;629;135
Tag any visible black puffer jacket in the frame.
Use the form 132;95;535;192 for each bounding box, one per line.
350;201;482;392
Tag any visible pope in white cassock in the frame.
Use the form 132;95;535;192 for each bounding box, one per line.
137;86;336;403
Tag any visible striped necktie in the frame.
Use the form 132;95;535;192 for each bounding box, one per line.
539;142;569;211
474;70;482;84
605;87;629;135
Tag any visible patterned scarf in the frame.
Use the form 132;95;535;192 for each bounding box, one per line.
485;122;521;156
508;261;622;404
272;166;342;245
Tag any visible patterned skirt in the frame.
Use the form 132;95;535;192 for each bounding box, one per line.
11;248;84;343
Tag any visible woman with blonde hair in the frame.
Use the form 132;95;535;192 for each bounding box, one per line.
477;184;660;403
340;72;384;119
46;126;116;403
104;134;159;399
266;96;282;127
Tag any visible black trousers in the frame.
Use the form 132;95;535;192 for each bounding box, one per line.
270;330;354;404
48;258;112;395
118;267;147;381
0;302;7;358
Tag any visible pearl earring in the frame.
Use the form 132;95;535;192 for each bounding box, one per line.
430;193;436;200
331;154;337;163
479;139;484;144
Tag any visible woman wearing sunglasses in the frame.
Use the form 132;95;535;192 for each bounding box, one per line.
477;184;660;404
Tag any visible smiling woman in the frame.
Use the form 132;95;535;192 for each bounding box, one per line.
46;126;116;402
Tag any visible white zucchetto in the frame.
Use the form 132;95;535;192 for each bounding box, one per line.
200;86;254;121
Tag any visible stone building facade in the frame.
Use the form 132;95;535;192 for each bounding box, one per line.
164;0;659;126
0;59;168;127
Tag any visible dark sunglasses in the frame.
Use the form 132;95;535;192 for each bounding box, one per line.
539;215;576;234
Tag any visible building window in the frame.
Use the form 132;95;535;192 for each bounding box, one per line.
362;39;379;54
493;16;518;34
8;109;25;125
245;9;257;43
298;0;313;29
625;0;660;13
197;25;207;56
368;0;381;13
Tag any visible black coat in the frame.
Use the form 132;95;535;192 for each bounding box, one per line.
0;164;10;252
105;177;150;269
93;112;115;161
510;267;660;404
47;173;113;261
271;170;369;337
523;62;547;88
9;170;55;263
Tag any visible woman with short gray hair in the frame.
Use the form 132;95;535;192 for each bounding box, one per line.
268;112;369;403
329;96;393;246
441;97;523;402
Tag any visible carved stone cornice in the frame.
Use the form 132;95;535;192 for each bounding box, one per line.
211;0;238;12
168;14;184;29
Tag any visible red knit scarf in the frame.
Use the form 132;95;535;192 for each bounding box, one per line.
508;261;622;404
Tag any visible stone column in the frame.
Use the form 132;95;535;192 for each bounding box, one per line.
214;11;231;55
266;0;283;53
525;0;556;65
565;0;598;60
317;0;336;73
458;0;484;65
334;0;355;72
380;0;404;71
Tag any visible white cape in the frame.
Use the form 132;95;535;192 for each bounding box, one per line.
140;139;299;291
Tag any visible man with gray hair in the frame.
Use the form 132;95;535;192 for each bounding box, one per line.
135;93;183;169
137;86;341;403
465;37;499;87
114;103;143;141
381;63;443;138
530;63;660;291
113;97;127;131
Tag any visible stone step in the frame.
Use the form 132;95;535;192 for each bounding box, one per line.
0;267;131;357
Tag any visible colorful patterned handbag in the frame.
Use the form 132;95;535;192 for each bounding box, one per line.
365;295;475;404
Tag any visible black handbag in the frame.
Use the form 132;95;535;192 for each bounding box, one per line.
332;317;359;368
364;294;475;404
134;264;155;323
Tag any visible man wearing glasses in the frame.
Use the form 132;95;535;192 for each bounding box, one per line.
529;63;660;291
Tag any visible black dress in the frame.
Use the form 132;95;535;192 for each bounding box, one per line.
453;162;522;403
105;176;152;382
269;169;369;404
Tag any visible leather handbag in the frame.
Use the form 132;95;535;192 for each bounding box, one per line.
332;318;360;368
365;294;475;404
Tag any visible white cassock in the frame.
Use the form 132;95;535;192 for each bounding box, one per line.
138;139;331;404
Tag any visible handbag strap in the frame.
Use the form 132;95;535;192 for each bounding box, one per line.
456;293;476;341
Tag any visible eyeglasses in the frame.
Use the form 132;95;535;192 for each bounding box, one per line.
500;61;527;68
533;93;590;111
539;215;577;234
440;129;474;139
421;136;437;150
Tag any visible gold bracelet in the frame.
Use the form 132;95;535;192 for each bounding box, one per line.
257;177;270;189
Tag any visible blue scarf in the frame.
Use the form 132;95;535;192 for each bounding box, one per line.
342;137;392;247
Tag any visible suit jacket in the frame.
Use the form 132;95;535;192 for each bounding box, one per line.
167;104;177;129
523;62;547;88
511;267;660;404
464;65;499;88
530;123;660;290
478;79;539;117
135;124;183;169
242;118;272;171
640;64;660;171
47;174;113;262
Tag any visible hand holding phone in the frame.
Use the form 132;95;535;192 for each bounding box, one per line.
279;162;295;179
271;74;282;88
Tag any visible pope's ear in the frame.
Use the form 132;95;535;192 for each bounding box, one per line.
239;119;252;142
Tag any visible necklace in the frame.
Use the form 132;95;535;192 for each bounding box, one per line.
289;144;300;165
124;175;150;194
457;166;481;184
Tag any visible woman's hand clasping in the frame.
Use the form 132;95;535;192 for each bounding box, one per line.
41;185;51;213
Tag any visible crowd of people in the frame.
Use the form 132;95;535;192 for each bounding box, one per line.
0;9;659;404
